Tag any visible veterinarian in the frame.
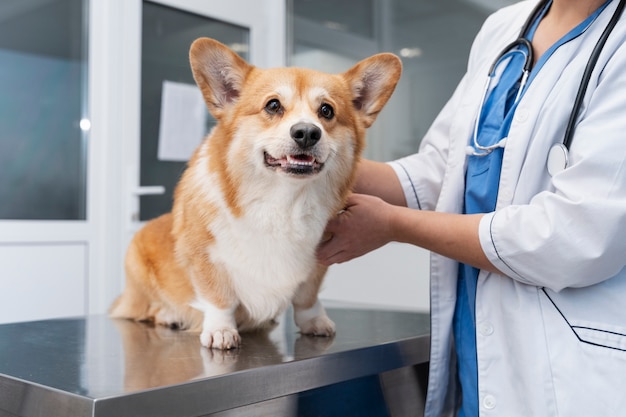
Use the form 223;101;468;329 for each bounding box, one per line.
317;0;626;416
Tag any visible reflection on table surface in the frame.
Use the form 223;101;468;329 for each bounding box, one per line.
0;307;430;401
113;318;336;392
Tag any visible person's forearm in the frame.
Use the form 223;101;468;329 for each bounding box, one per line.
353;159;407;206
389;206;499;273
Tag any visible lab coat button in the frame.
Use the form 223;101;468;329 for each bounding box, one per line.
483;395;496;409
479;322;494;336
514;108;529;123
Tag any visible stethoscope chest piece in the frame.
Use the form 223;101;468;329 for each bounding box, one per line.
547;143;569;177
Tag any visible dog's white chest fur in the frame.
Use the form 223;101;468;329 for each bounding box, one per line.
201;163;332;325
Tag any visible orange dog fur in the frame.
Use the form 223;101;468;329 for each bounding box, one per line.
109;38;401;349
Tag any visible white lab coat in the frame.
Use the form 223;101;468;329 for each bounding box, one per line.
389;1;626;416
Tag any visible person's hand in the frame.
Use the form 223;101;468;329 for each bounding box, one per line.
317;193;396;265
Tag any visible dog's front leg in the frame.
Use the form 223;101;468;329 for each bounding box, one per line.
292;265;335;337
192;298;240;349
188;262;240;350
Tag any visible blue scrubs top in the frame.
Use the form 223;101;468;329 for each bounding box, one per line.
454;2;611;416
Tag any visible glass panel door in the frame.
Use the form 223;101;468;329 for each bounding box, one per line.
0;0;88;220
139;1;250;221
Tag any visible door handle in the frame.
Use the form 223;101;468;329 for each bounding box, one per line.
133;186;166;196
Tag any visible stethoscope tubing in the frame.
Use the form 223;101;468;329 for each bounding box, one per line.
562;0;626;150
469;45;532;156
468;9;539;157
470;0;626;176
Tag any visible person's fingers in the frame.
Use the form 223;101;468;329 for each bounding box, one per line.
317;234;340;264
318;244;351;266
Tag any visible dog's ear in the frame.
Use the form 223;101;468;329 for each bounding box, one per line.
342;53;402;128
189;38;253;119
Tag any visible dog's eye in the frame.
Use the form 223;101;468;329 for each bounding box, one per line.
265;98;282;115
319;103;334;120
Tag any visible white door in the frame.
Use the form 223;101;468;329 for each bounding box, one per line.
0;0;284;324
0;0;93;324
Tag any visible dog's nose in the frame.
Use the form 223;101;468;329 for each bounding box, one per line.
290;123;321;149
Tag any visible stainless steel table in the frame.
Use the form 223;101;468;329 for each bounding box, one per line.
0;308;430;417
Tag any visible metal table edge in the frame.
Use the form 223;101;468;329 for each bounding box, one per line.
93;332;430;417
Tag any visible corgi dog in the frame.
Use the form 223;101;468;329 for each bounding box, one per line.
110;38;401;350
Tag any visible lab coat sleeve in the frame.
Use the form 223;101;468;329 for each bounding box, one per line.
387;91;456;210
480;46;626;291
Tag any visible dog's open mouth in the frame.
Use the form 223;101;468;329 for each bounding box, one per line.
264;152;323;175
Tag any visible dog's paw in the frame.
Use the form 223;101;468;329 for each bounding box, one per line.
298;315;336;337
200;328;241;350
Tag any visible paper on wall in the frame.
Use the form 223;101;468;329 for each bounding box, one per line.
157;80;208;162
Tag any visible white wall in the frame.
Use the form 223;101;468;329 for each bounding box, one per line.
0;244;87;324
321;243;430;312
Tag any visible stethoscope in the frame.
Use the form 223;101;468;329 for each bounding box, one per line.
467;0;625;177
